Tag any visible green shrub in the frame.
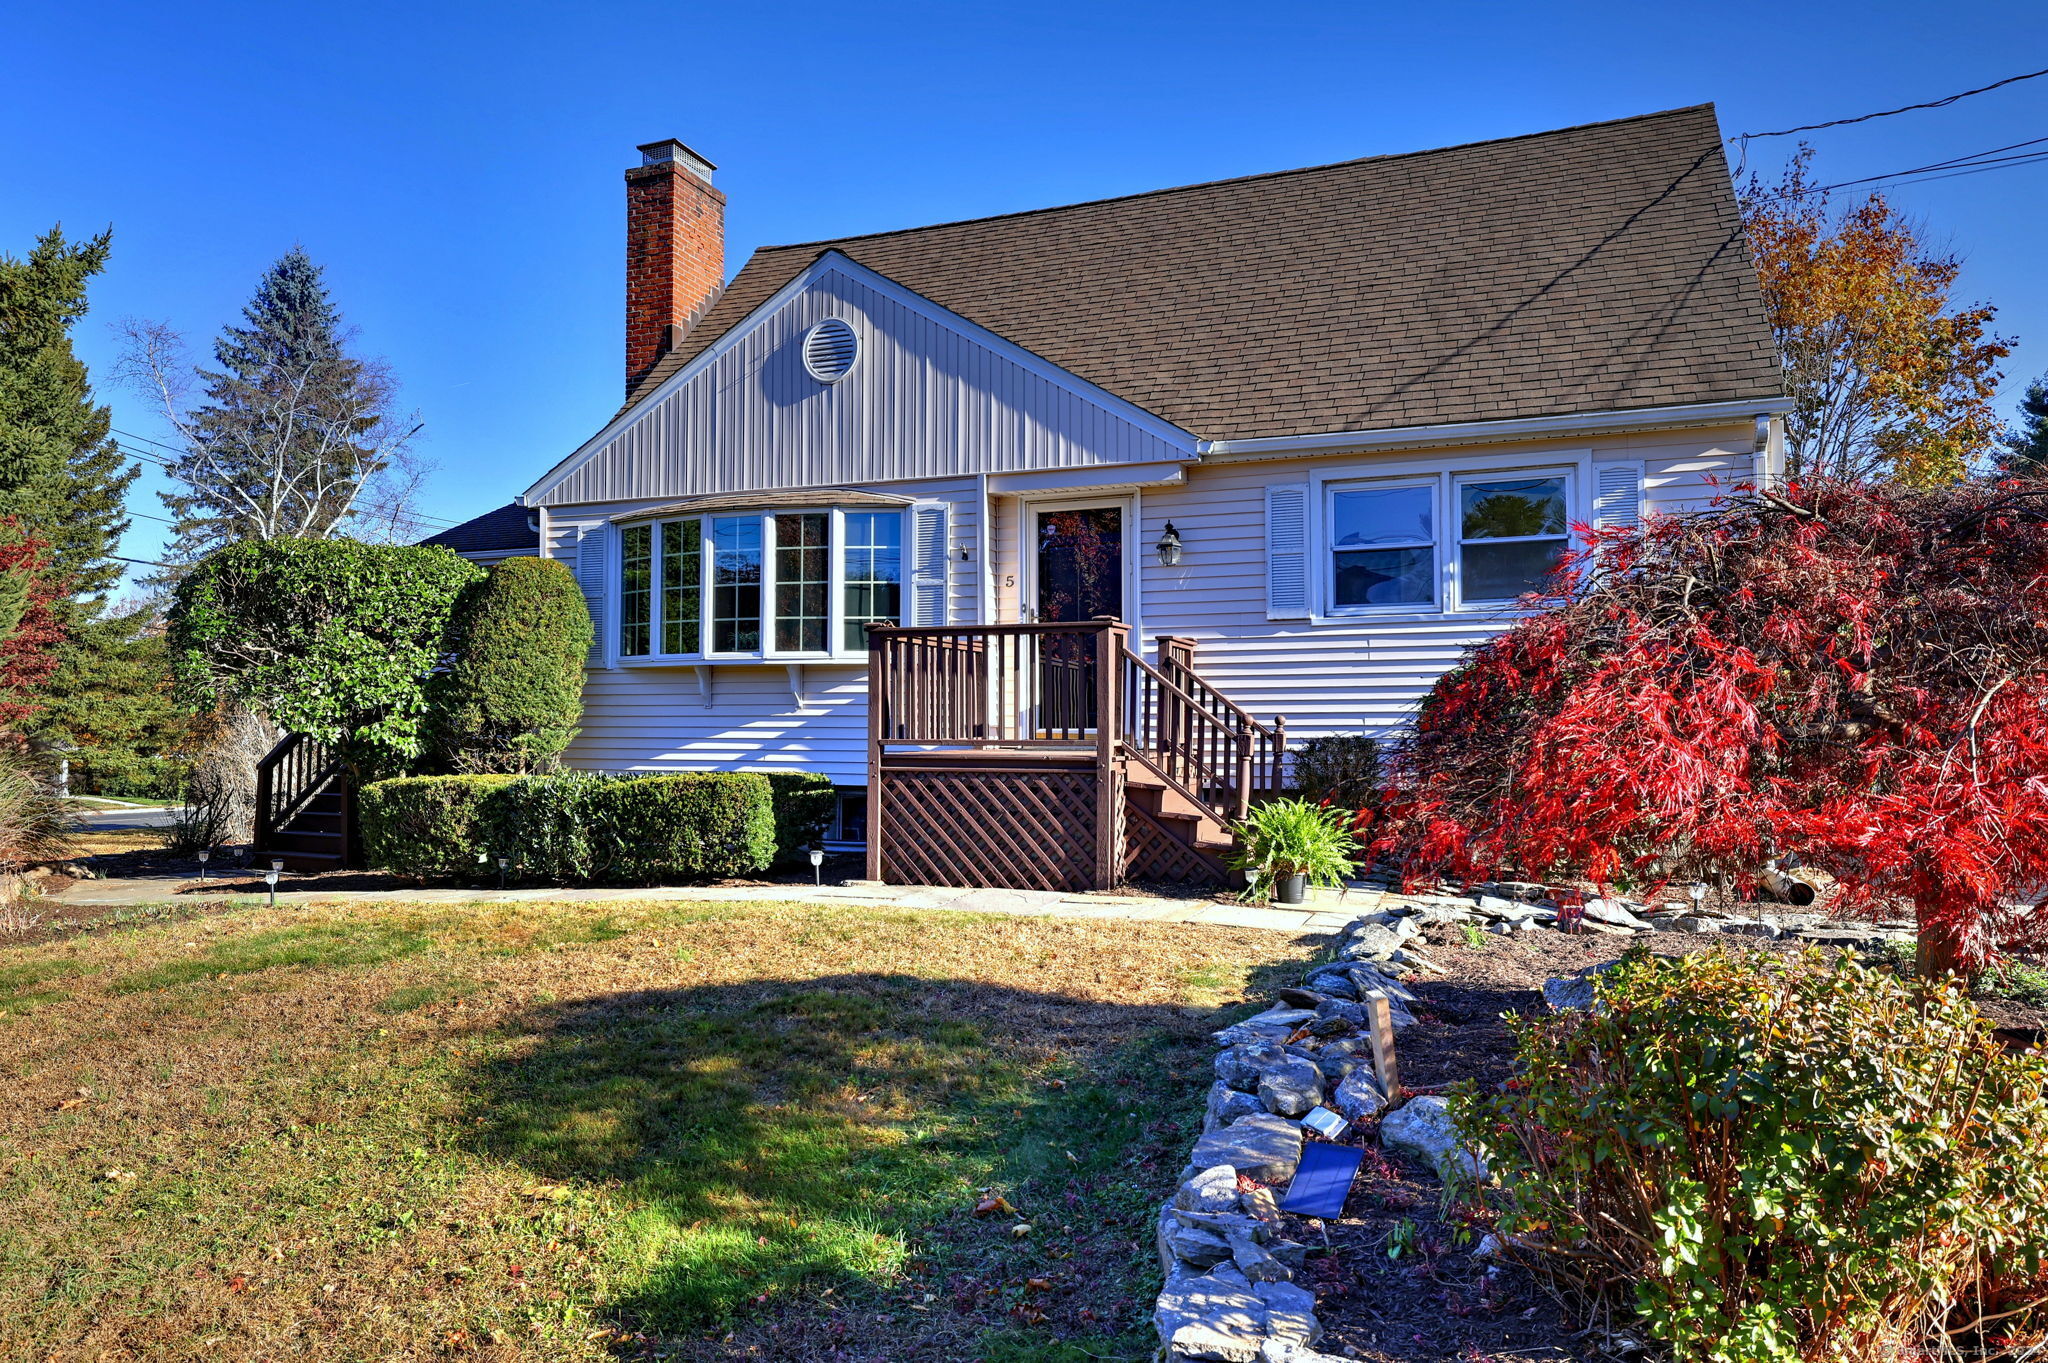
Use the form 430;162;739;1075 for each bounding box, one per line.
359;774;518;877
428;557;592;773
761;770;836;864
1229;797;1360;901
364;770;777;886
1288;732;1382;811
1456;948;2048;1362
170;539;484;778
575;773;776;884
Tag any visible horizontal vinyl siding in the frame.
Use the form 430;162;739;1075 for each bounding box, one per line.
537;266;1191;507
548;475;983;785
1128;425;1753;739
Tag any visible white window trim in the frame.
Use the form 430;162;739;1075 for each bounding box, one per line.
614;504;907;666
1308;449;1593;625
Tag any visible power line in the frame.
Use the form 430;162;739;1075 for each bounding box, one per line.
1739;67;2048;140
108;427;463;530
1751;133;2048;202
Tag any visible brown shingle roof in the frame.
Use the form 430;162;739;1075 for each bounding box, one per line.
626;105;1782;442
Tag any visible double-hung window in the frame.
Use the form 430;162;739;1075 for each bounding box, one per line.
1323;468;1574;615
1454;474;1569;604
616;506;907;660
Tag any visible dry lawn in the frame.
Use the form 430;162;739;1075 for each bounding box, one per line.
0;896;1315;1362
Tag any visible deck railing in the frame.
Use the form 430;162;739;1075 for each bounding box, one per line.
867;620;1118;746
253;732;345;852
867;618;1286;819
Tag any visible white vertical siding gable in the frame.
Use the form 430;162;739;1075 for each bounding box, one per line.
527;252;1196;508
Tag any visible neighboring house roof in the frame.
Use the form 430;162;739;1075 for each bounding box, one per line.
624;104;1781;444
420;502;539;554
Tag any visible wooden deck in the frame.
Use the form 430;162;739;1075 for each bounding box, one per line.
866;619;1285;892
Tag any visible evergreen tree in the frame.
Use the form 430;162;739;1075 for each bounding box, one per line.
1;227;143;759
32;607;194;796
134;246;421;570
0;227;135;602
2000;376;2048;478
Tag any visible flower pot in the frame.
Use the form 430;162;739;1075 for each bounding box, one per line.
1275;873;1308;906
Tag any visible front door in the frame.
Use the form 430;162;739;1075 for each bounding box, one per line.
1033;506;1124;733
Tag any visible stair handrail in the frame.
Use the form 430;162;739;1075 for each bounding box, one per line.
253;732;344;852
1117;645;1285;822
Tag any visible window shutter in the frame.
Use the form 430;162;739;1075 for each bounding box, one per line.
574;522;612;667
1593;462;1646;533
907;504;949;627
1265;484;1311;620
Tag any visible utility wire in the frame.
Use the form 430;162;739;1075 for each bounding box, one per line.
1738;67;2048;140
1748;133;2048;201
108;426;463;530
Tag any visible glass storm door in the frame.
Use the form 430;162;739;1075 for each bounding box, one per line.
1033;506;1123;734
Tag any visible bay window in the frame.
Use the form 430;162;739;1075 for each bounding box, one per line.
620;523;654;656
841;511;903;650
615;506;906;660
710;516;763;653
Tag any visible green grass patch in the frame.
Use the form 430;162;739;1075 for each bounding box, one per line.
110;922;431;993
0;897;1312;1360
0;958;84;1014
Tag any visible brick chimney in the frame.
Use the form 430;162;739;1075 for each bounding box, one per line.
625;138;725;394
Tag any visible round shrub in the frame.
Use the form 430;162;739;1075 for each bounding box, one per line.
428;556;592;774
1456;948;2048;1362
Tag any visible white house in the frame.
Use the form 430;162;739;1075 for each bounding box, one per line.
427;104;1787;882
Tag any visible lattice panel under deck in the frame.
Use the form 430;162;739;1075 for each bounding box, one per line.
878;765;1101;892
1123;802;1231;887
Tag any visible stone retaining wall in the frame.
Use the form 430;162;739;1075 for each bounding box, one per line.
1150;879;1913;1360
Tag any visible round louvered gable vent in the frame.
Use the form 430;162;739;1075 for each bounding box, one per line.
802;318;860;382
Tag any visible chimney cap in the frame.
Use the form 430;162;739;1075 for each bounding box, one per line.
636;138;716;181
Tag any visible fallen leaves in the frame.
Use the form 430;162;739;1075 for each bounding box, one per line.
971;1193;1015;1217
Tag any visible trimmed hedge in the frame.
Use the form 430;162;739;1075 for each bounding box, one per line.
761;770;836;864
428;557;592;773
360;770;777;885
360;774;518;878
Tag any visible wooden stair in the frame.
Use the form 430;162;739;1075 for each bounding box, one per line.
252;734;360;872
866;620;1283;892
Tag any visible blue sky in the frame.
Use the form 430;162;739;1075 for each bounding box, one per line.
5;1;2046;586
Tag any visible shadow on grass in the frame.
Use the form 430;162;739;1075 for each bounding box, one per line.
461;956;1307;1359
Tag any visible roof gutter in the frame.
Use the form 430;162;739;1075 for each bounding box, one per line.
1198;397;1796;461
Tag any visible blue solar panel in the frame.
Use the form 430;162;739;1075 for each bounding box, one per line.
1278;1142;1364;1219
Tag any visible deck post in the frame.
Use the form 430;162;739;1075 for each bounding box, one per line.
1093;616;1127;891
1271;714;1288;794
1235;727;1255;820
866;624;886;884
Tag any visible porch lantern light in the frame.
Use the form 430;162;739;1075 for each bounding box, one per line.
1155;521;1184;567
808;846;826;886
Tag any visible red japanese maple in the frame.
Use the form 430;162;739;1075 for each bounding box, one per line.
1373;478;2048;976
0;523;64;726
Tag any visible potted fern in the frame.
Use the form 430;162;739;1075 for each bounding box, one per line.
1231;798;1361;904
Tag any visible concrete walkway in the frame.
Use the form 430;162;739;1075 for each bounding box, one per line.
50;871;1377;935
